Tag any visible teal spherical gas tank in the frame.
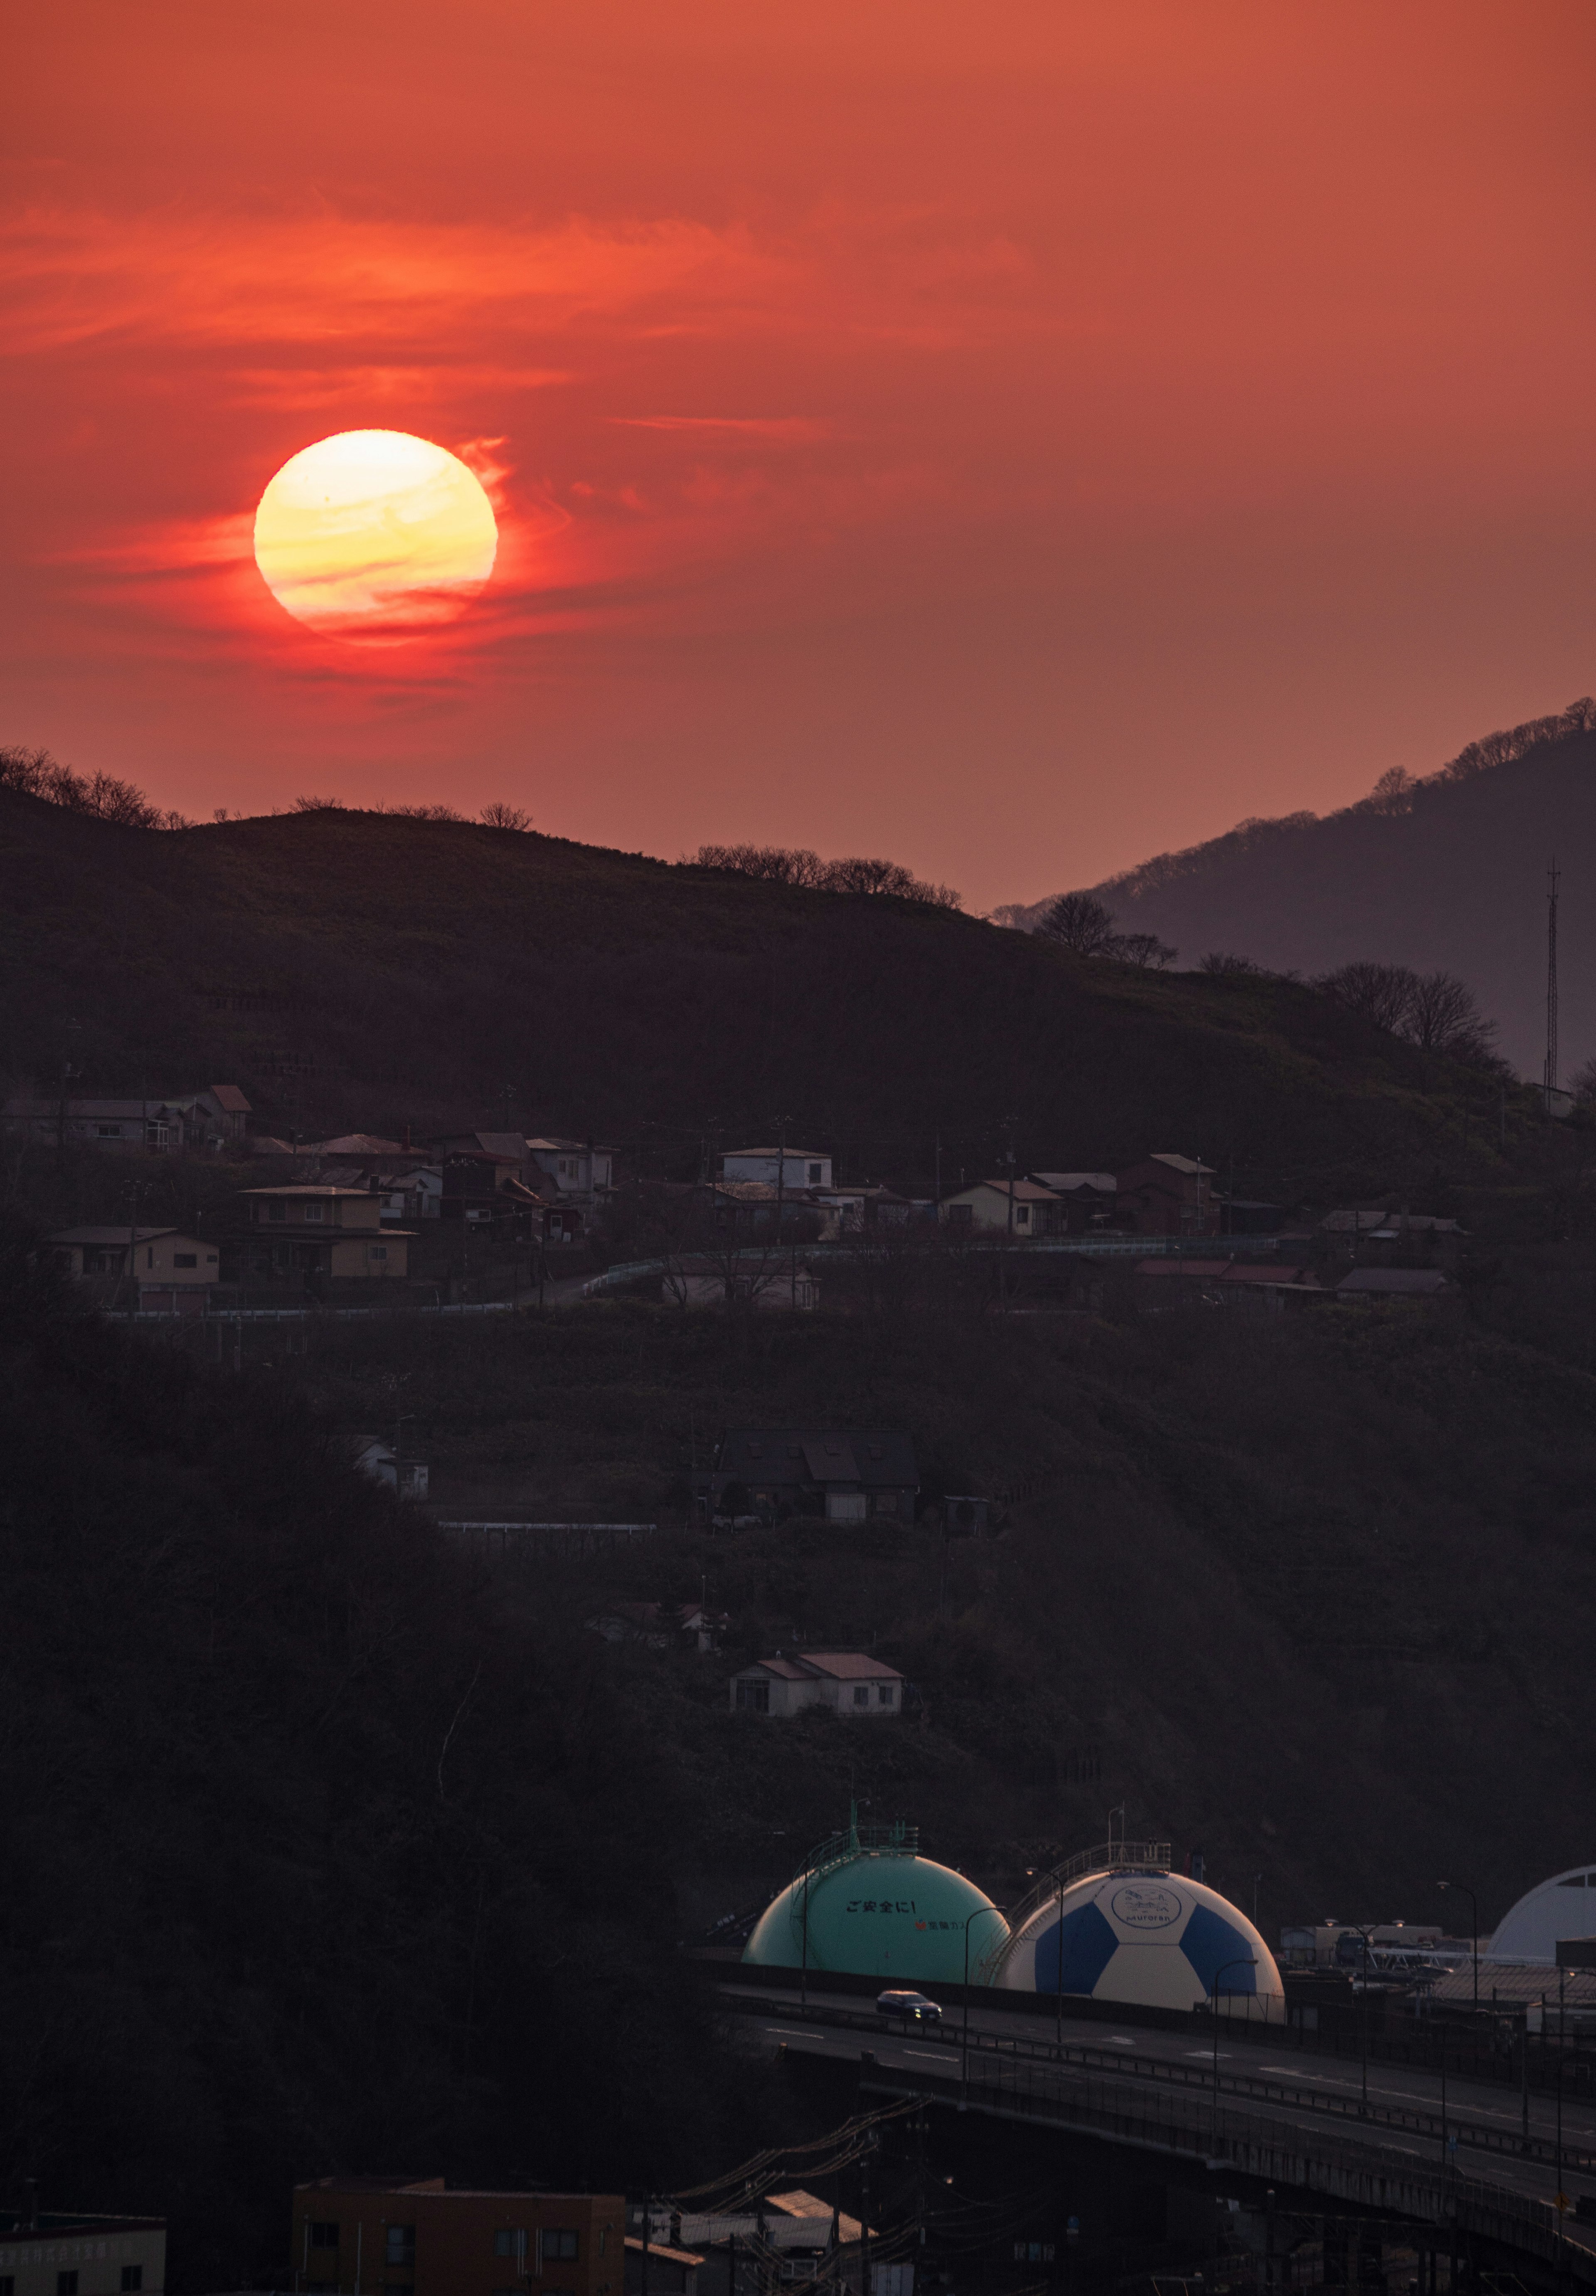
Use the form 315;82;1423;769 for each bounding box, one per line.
744;1851;1008;1987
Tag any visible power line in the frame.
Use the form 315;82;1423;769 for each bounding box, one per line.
1545;856;1560;1106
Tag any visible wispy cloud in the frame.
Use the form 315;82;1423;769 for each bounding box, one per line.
1;208;798;357
609;415;834;441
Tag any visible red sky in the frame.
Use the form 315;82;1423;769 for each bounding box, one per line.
5;0;1595;911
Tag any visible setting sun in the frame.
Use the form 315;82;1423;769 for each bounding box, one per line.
252;429;497;640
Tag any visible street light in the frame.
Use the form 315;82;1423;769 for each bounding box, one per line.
1346;1924;1377;2116
1437;1880;1479;2016
1210;1956;1256;2144
962;1905;1005;2100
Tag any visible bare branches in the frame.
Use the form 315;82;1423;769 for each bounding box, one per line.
691;843;961;908
0;746;185;830
1315;960;1499;1063
1036;891;1119;954
1313;960;1415;1031
1037;891;1175;966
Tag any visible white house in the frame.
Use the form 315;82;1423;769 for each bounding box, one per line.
939;1178;1062;1235
525;1138;618;1203
729;1650;904;1717
721;1146;833;1190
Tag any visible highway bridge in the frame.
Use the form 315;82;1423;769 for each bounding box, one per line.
720;1982;1596;2286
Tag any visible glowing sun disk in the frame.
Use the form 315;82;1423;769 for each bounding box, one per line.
253;429;498;639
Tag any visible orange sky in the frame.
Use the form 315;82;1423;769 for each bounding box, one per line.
5;0;1595;909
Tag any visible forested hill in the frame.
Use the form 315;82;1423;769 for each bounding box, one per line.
0;783;1542;1197
995;704;1596;1078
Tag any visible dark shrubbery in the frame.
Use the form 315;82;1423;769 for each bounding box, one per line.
0;1237;754;2289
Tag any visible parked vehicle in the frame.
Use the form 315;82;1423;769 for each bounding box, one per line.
877;1988;942;2023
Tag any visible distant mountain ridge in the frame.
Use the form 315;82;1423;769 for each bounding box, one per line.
994;700;1596;1072
0;780;1535;1199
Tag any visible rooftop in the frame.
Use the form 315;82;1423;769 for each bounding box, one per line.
1336;1266;1450;1295
241;1185;380;1198
300;1133;405;1157
48;1225;181;1245
736;1651;904;1684
796;1650;905;1682
944;1178;1062;1202
723;1146;828;1159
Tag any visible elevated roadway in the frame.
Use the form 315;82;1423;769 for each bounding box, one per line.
719;1981;1596;2284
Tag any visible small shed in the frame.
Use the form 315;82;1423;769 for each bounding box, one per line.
353;1437;430;1500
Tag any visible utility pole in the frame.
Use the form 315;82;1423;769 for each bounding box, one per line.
1000;1121;1017;1312
122;1177;143;1318
1546;858;1561;1112
56;1017;82;1161
771;1114;791;1251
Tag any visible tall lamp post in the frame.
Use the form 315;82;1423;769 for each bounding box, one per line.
1438;1880;1479;2016
962;1905;1005;2101
799;1861;812;2009
1347;1924;1377;2117
1210;1956;1256;2146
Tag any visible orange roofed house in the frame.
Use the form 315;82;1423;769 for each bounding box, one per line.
291;2180;623;2296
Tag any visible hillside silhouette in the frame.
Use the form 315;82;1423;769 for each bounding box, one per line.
0;783;1547;1197
995;702;1596;1077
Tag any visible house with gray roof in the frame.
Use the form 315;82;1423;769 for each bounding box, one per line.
696;1427;919;1525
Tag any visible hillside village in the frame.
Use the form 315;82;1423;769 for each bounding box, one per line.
6;779;1596;2296
12;1088;1469;1318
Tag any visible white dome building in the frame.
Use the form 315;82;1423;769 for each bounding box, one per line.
993;1860;1285;2018
1485;1866;1596;1965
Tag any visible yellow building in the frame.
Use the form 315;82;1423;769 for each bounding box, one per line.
240;1187;411;1280
48;1225;219;1311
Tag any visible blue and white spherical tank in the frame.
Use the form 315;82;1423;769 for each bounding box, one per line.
995;1866;1284;2016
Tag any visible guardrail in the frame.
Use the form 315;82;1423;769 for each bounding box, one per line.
582;1236;1295;1296
122;1301;515;1321
720;1995;1596;2175
853;2050;1596;2282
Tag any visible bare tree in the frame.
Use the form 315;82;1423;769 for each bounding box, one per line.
1317;959;1498;1063
1570;1054;1596;1105
1363;767;1416;814
1315;960;1419;1032
1199;951;1264;976
0;745;183;830
1037;891;1121;955
1404;969;1498;1059
478;801;532;831
692;843;961;907
824;855;921;897
694;843;829;887
1112;931;1177;969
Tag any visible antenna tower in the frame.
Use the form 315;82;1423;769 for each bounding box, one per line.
1545;857;1561;1106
